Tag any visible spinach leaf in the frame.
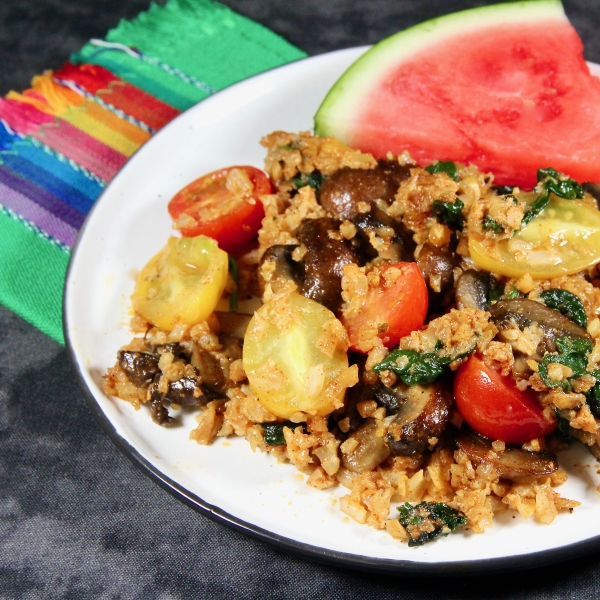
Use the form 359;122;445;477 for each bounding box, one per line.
540;288;587;328
493;185;515;195
505;287;522;300
228;256;239;313
397;502;467;547
538;337;593;391
291;171;325;193
482;215;503;234
522;168;584;226
586;381;600;418
432;198;465;230
537;167;584;199
554;408;573;442
521;189;550;226
374;349;451;385
260;422;306;446
425;160;459;182
373;343;474;386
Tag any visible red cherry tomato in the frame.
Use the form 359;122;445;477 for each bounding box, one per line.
454;354;556;444
342;262;428;352
168;166;271;255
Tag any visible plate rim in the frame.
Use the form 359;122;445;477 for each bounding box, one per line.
63;47;600;575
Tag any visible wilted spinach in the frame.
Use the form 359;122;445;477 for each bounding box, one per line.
397;502;467;547
540;288;587;328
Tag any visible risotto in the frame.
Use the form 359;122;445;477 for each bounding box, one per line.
104;131;600;546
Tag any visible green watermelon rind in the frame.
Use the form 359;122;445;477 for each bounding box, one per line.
314;0;567;140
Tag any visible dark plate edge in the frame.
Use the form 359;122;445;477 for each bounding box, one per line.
62;49;600;577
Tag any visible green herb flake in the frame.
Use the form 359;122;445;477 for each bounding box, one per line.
505;287;522;300
522;168;584;227
540;288;587;328
537;167;584;200
260;422;306;446
482;215;503;234
291;171;325;193
493;185;515;195
373;343;474;386
397;502;467;547
431;198;465;230
554;408;573;442
521;189;550;226
538;336;593;391
425;160;459;182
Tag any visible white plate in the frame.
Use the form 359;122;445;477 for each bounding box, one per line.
64;48;600;573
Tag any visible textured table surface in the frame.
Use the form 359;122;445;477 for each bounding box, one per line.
2;0;600;598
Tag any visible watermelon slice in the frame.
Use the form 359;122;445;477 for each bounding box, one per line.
314;0;600;190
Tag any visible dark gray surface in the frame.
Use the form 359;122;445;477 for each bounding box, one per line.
2;0;600;597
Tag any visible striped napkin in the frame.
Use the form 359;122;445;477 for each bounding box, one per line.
0;0;305;343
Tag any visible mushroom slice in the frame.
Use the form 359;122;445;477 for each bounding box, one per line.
341;419;391;474
455;430;558;481
455;270;496;311
386;382;452;456
490;298;590;358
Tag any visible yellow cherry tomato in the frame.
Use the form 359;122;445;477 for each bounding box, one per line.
243;292;355;419
470;196;600;279
132;235;228;330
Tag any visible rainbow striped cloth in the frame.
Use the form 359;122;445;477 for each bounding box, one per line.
0;0;305;343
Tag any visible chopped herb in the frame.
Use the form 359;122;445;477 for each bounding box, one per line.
538;337;593;391
521;189;551;226
586;381;600;418
493;185;515;195
487;278;504;304
228;256;239;312
260;422;306;446
397;502;467;547
522;168;584;226
425;160;459;182
554;409;573;442
431;198;465;230
291;171;325;193
537;167;584;200
373;342;473;385
505;287;522;300
482;215;503;234
540;288;587;328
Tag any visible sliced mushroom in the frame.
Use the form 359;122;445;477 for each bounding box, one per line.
165;376;225;406
341;419;391;473
386;382;452;456
257;244;303;294
352;205;416;262
416;240;458;296
490;298;590;358
318;161;410;220
456;270;493;311
190;347;226;392
455;430;558;481
214;311;252;340
583;182;600;203
118;350;160;388
150;387;174;426
295;217;359;313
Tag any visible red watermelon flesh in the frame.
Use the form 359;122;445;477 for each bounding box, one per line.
315;3;600;190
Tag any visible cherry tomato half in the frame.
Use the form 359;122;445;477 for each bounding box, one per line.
454;354;556;444
342;262;428;353
168;166;271;254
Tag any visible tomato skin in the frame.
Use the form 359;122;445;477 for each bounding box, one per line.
342;262;428;353
454;355;556;444
168;166;271;255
